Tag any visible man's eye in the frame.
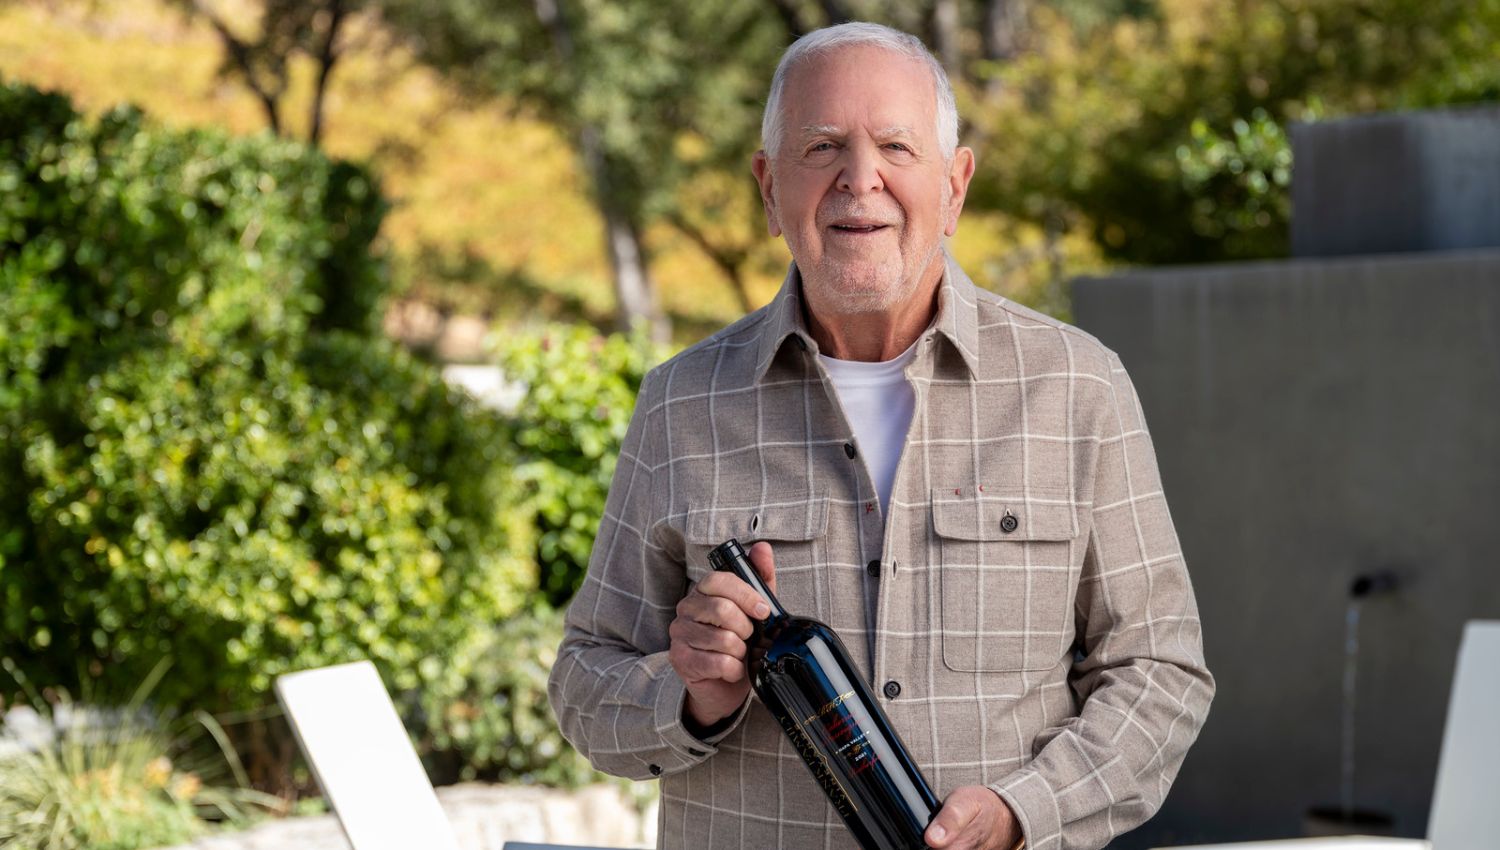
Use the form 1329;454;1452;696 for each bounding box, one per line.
885;143;912;152
809;142;835;152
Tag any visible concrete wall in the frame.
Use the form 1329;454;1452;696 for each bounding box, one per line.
1072;250;1500;848
1292;106;1500;257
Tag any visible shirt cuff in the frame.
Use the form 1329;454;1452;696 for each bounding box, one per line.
989;769;1061;850
652;672;751;764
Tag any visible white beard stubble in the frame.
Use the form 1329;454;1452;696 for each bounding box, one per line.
780;181;952;318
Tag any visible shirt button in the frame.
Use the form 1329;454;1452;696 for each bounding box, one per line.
844;442;857;459
648;763;663;776
883;680;901;699
1000;514;1019;533
867;560;880;577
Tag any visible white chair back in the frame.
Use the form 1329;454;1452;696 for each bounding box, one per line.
275;661;463;850
1426;620;1500;850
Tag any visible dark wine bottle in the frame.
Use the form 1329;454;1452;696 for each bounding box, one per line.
709;538;941;850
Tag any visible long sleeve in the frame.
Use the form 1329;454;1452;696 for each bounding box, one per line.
988;351;1216;850
546;368;747;780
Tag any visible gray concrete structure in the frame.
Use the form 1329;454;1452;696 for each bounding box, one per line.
1292;106;1500;258
1072;250;1500;848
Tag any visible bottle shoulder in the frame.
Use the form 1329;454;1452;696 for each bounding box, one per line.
764;613;834;637
760;614;852;658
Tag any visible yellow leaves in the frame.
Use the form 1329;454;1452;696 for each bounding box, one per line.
169;772;203;801
143;755;173;789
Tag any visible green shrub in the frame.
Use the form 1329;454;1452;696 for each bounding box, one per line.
415;605;599;786
0;80;534;725
0;663;278;850
0;83;383;348
13;333;534;710
495;324;663;607
1174;109;1295;258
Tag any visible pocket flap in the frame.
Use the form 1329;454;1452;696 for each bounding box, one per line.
686;497;831;545
930;488;1078;541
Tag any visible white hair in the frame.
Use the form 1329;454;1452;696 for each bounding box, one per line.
761;22;960;161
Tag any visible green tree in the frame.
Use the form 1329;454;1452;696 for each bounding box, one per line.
965;0;1500;265
378;0;787;339
168;0;378;146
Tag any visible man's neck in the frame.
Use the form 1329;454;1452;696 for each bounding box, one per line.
803;258;945;362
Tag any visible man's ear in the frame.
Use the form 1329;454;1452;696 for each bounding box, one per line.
943;146;976;238
751;151;782;238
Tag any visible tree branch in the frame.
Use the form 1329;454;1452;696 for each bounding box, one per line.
818;0;851;26
666;210;754;314
192;0;285;135
308;0;347;146
767;0;811;38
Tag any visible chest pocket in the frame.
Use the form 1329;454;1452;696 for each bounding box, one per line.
684;497;832;617
931;488;1082;673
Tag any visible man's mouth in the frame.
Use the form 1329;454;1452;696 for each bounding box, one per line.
829;222;891;234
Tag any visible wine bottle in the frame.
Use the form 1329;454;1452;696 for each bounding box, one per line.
709;538;941;850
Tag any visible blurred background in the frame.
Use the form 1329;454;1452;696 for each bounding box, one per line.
0;0;1496;848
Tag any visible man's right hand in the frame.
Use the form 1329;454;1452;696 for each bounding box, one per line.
669;541;777;732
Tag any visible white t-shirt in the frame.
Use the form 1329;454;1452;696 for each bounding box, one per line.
817;339;919;517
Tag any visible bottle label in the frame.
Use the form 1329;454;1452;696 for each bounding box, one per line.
806;690;882;777
777;710;858;818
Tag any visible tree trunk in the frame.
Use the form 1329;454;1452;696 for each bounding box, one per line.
535;0;669;341
603;207;669;342
960;0;1030;149
931;0;962;80
308;0;347;147
983;0;1027;62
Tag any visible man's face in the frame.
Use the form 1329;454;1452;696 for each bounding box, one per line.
753;46;974;317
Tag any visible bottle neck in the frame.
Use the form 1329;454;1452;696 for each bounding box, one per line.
707;538;787;623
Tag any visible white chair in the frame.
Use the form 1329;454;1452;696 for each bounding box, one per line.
276;661;463;850
277;661;633;850
1425;620;1500;850
1159;620;1500;850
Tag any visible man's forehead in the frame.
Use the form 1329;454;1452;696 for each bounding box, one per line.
799;123;918;139
781;48;937;130
783;45;934;98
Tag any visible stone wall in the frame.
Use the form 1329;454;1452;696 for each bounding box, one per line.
159;783;658;850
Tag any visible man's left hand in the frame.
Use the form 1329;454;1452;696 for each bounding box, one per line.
924;785;1022;850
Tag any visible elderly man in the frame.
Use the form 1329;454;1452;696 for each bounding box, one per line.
548;21;1214;850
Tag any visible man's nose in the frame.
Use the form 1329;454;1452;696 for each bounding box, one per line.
835;144;885;196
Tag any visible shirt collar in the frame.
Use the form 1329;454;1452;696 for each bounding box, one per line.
753;252;981;382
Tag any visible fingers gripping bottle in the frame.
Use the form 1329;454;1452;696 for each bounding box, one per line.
708;538;940;850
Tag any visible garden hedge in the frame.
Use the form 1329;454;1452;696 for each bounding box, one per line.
0;79;532;719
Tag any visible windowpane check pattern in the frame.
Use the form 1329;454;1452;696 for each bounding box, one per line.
548;256;1215;850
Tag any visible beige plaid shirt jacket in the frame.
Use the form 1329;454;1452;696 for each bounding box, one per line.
548;255;1214;850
